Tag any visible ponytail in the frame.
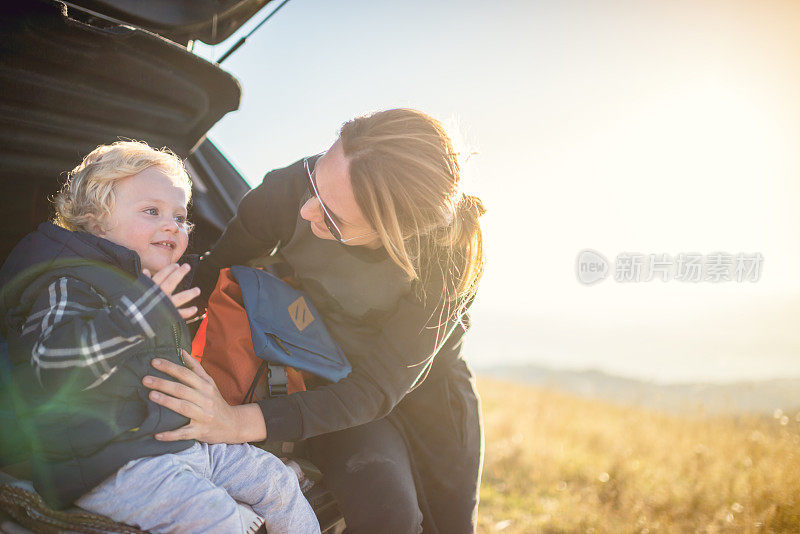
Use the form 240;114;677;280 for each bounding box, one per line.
422;193;485;320
451;194;486;301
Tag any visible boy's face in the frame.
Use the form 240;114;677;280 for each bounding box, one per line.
96;167;189;273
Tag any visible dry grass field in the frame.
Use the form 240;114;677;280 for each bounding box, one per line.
476;377;800;533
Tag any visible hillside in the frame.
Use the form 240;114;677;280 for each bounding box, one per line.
477;377;800;533
481;365;800;415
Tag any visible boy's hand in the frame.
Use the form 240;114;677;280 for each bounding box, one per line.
143;263;200;319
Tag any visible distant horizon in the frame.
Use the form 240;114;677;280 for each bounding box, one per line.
463;299;800;385
472;357;800;386
479;365;800;417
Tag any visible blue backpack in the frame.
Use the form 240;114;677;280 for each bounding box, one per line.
230;265;351;400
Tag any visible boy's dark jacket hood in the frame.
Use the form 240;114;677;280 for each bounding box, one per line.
0;222;196;509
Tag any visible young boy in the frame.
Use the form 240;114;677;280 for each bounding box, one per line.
0;141;319;533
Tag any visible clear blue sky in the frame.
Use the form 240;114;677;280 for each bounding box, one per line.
195;0;800;383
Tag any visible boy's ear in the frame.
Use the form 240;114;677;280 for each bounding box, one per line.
86;214;106;236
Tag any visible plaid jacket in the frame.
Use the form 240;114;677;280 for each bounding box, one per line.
0;222;194;509
22;270;168;390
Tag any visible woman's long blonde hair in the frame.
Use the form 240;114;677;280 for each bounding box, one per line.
340;109;486;322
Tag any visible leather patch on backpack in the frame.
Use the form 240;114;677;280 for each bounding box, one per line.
288;296;314;331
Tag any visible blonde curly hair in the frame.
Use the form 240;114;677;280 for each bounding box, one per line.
54;141;192;234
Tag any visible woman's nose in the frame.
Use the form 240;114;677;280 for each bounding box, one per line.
300;197;323;222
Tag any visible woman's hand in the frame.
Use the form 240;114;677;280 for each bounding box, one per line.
143;263;200;319
142;351;264;444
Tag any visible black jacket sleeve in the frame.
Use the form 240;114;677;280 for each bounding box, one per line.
194;158;309;297
259;287;467;442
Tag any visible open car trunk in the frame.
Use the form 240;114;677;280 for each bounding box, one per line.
0;0;242;261
62;0;272;46
0;2;344;531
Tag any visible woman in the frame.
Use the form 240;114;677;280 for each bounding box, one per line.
143;109;486;533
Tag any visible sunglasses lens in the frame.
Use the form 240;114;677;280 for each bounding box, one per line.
325;219;341;241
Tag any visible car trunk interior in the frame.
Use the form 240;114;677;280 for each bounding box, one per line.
0;1;247;264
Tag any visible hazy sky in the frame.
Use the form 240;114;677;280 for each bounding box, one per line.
194;0;800;383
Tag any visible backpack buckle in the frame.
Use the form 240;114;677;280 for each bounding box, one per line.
266;364;288;397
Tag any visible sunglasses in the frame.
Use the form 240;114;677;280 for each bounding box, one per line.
304;156;377;244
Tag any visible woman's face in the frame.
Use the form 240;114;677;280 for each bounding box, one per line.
300;139;381;248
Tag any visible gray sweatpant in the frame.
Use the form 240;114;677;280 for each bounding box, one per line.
75;442;320;534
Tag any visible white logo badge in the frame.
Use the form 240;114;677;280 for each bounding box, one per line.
576;249;609;285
